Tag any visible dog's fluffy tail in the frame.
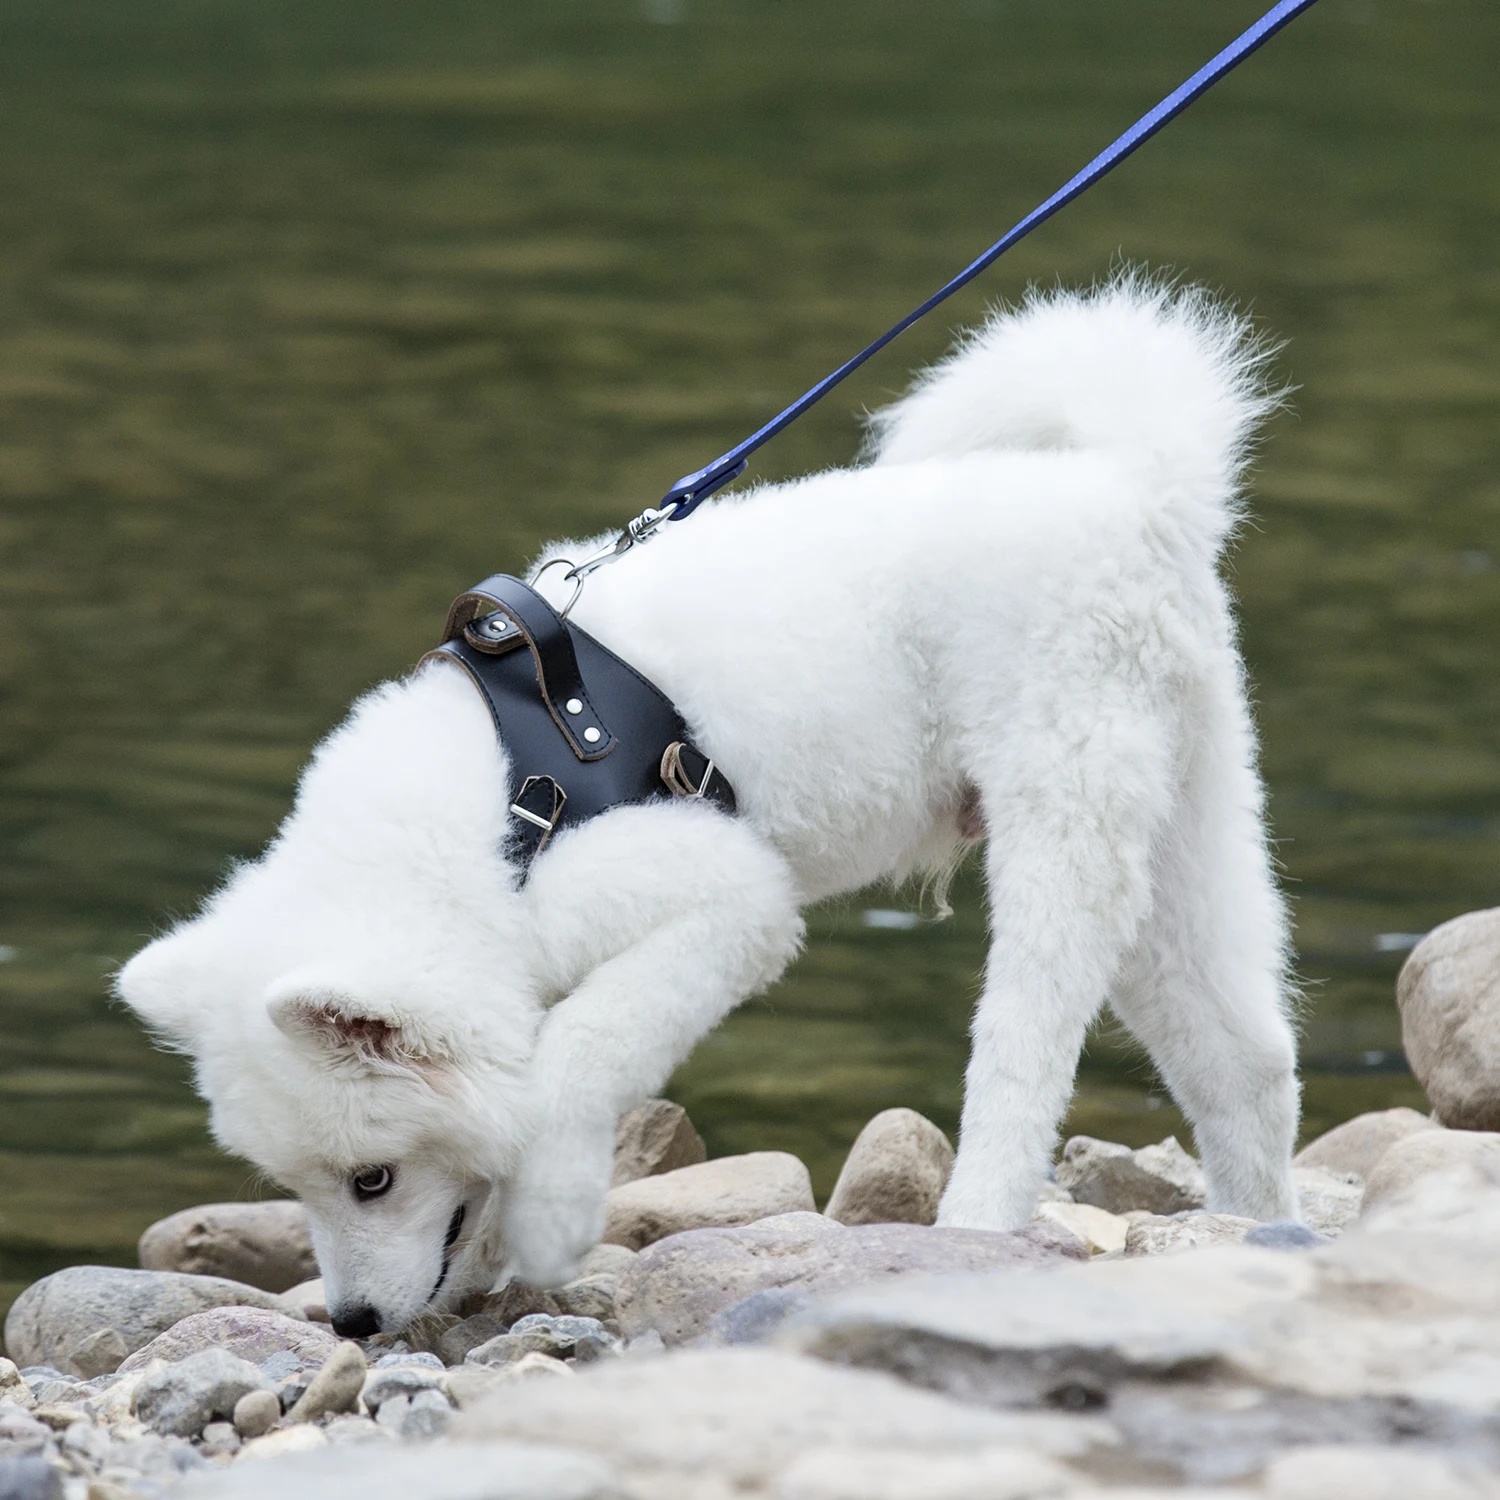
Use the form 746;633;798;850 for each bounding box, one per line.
867;271;1282;549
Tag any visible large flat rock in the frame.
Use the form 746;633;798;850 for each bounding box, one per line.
3;1266;301;1377
454;1347;1117;1498
783;1217;1500;1479
616;1212;1087;1345
172;1440;618;1500
119;1305;336;1372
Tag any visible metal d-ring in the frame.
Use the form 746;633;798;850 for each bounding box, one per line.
533;557;585;620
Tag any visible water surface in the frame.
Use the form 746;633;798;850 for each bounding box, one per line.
2;0;1495;1326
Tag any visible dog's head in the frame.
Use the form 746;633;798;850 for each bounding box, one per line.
116;667;546;1334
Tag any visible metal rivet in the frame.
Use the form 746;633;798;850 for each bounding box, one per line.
565;698;583;715
583;727;601;744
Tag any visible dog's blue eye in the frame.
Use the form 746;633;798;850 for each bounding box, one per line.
352;1165;393;1201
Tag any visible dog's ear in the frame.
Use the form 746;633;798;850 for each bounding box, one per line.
265;971;428;1071
114;925;214;1052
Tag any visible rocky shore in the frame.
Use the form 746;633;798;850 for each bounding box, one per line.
4;912;1500;1499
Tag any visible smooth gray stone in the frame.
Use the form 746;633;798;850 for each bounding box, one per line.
138;1200;316;1294
134;1346;274;1438
4;1266;299;1376
700;1286;812;1347
1244;1220;1328;1251
0;1457;62;1500
171;1440;619;1499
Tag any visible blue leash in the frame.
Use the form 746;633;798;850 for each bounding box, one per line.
567;0;1322;580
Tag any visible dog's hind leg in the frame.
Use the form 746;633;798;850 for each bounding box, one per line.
936;708;1175;1234
1106;676;1300;1223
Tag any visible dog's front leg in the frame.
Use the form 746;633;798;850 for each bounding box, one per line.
505;801;803;1286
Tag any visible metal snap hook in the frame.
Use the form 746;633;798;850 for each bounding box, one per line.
533;557;585;619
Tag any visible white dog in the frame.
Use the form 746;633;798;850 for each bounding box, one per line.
117;277;1301;1338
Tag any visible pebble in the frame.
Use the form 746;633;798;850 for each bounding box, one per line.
1123;1211;1258;1257
1294;1164;1364;1235
603;1152;817;1251
549;1276;618;1325
286;1341;365;1424
0;1365;32;1413
133;1347;273;1438
0;1456;62;1500
1244;1219;1329;1251
1056;1135;1206;1216
452;1278;558;1328
235;1423;328;1462
1398;905;1500;1130
1033;1199;1130;1254
823;1108;955;1227
463;1315;617;1367
230;1388;280;1439
137;1201;316;1295
611;1098;707;1187
199;1421;241;1457
360;1366;444;1414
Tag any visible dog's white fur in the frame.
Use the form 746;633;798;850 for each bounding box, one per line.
117;277;1301;1334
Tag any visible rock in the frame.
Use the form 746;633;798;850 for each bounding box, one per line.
603;1152;815;1251
134;1347;273;1438
3;1267;301;1377
201;1421;242;1457
1294;1107;1440;1178
0;1362;33;1412
454;1278;559;1326
324;1415;389;1445
287;1341;365;1423
236;1424;327;1462
118;1306;335;1373
1033;1200;1130;1254
398;1386;454;1440
1244;1220;1328;1251
1262;1443;1500;1500
612;1099;707;1187
1294;1165;1364;1235
282;1278;329;1323
578;1243;636;1279
465;1315;616;1367
169;1440;618;1499
138;1201;316;1294
823;1109;955;1226
361;1365;444;1414
1123;1212;1258;1256
774;1443;1076;1500
1056;1135;1206;1215
436;1315;507;1367
397;1312;461;1357
551;1276;618;1324
615;1211;1087;1345
455;1348;1114;1493
68;1327;128;1379
0;1457;62;1500
1398;907;1500;1130
1361;1128;1500;1218
701;1286;813;1346
0;1408;49;1446
231;1388;281;1438
788;1232;1500;1479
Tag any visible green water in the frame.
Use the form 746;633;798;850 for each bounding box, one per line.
1;0;1495;1327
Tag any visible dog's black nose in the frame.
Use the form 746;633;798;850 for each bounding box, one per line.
330;1304;381;1339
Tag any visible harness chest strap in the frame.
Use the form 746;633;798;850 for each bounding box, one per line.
420;573;735;864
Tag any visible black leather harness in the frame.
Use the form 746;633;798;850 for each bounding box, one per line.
421;574;736;866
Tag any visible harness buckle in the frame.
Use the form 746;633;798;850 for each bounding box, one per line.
661;741;716;801
509;775;568;851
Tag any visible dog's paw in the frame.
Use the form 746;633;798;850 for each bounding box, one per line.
935;1169;1034;1233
